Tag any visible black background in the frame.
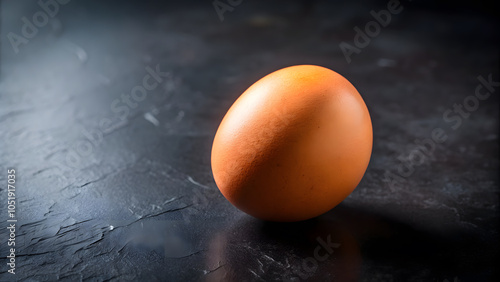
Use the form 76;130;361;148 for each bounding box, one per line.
0;0;498;281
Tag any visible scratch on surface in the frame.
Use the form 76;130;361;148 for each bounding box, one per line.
70;259;86;270
249;269;263;280
20;197;36;204
141;205;193;220
129;196;181;218
56;218;93;235
66;234;104;255
165;249;205;259
187;176;210;189
33;166;61;176
203;264;226;275
118;204;193;228
79;172;115;188
43;202;57;216
64;41;88;64
144;112;160;126
163;196;180;205
16;250;56;257
71;164;136;194
68;191;81;200
94;246;118;257
263;254;276;262
118;241;131;253
20;218;48;229
82;235;105;249
257;259;264;273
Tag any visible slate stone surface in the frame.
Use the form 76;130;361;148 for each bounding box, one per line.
0;0;498;281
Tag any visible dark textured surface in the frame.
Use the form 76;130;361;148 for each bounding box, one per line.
0;0;498;281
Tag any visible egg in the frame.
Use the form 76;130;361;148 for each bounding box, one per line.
211;65;372;222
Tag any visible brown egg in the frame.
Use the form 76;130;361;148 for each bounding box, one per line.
211;65;372;222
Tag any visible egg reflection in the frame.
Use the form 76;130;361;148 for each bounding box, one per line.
204;216;361;281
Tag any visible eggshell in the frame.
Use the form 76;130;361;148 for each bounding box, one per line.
211;65;372;222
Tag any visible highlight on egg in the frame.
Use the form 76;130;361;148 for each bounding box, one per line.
211;65;372;222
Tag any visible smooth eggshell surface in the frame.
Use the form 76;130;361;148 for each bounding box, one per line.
211;65;372;222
